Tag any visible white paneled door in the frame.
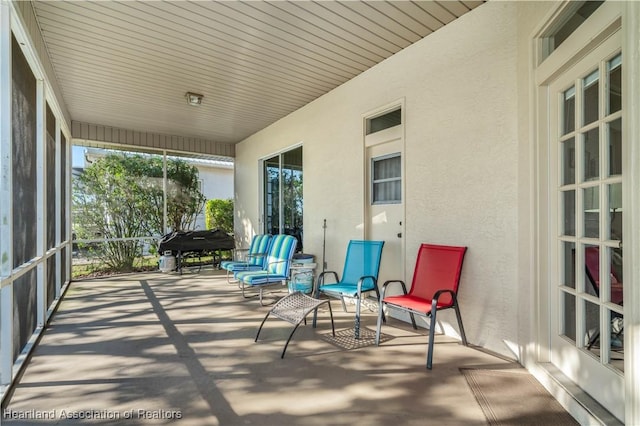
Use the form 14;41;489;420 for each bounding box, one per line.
548;30;624;419
365;119;405;288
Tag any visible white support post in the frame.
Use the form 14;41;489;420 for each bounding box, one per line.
65;132;71;285
0;0;13;389
55;119;61;300
163;150;168;234
36;79;46;327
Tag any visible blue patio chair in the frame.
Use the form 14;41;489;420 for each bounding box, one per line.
235;234;298;305
220;234;272;282
313;240;384;339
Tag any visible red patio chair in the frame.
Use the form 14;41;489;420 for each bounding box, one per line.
375;243;468;369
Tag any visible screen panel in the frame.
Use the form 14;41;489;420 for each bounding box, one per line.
13;269;37;361
46;103;56;250
11;35;37;267
47;256;56;308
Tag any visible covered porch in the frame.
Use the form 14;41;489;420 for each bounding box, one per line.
3;1;640;424
4;269;576;425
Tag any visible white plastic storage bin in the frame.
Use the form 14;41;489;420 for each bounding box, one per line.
288;254;315;294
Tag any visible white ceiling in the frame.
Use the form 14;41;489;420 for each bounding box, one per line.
31;0;484;145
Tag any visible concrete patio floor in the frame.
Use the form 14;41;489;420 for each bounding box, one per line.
3;268;567;425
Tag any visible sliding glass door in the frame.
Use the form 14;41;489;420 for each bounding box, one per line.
263;146;303;250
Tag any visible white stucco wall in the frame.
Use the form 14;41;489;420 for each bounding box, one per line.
194;162;234;231
199;163;234;201
235;2;525;359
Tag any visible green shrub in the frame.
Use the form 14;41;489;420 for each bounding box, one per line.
205;199;234;234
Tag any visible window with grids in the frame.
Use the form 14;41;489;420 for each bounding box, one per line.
371;153;401;204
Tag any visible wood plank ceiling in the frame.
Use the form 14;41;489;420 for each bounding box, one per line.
30;0;484;145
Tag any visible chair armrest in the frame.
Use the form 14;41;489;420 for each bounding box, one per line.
265;259;286;270
382;280;407;293
432;289;458;308
318;271;339;286
380;280;407;301
356;275;377;294
252;259;289;282
246;252;267;264
233;252;268;268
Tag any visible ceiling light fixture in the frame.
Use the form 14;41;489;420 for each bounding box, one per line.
185;92;204;106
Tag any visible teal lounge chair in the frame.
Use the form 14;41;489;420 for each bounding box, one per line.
314;240;384;339
235;234;298;305
220;234;272;282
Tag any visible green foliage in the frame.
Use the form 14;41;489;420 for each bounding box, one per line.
205;199;234;234
73;153;205;272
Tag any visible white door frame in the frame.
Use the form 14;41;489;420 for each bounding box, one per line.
621;2;640;423
532;2;640;423
363;100;406;287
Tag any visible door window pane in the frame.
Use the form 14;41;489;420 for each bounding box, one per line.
562;137;575;184
583;246;624;366
608;182;622;240
608;311;624;372
584;299;600;359
608;118;622;176
583;186;599;238
562;190;575;236
372;154;401;204
563;87;576;135
584;245;600;296
583;69;599;125
562;242;576;289
583;127;600;181
608;247;623;305
562;292;576;343
282;147;303;249
264;155;280;235
608;54;622;114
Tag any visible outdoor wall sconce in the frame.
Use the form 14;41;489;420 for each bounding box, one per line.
185;92;204;106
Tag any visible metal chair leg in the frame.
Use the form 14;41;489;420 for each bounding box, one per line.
340;296;348;312
326;301;336;336
255;312;271;342
312;288;321;327
282;304;335;358
409;312;418;330
355;293;362;339
453;302;467;346
375;301;385;345
281;324;302;358
372;286;386;324
241;283;258;300
426;300;438;370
